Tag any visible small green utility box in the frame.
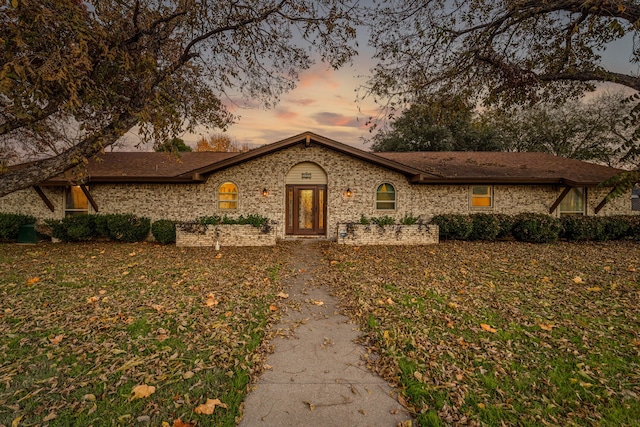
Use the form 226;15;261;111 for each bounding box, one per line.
17;224;37;244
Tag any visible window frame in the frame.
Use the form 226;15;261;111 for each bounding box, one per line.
375;182;397;211
470;185;493;209
218;181;239;210
558;187;586;216
64;185;89;217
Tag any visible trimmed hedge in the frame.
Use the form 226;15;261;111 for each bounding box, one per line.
151;220;176;244
106;214;150;242
469;213;501;241
0;213;36;241
512;213;562;243
430;214;472;240
44;213;150;242
494;214;515;239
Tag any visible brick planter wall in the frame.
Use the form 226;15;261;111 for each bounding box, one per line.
337;223;439;245
176;224;276;247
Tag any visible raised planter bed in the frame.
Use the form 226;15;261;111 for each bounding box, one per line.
337;223;439;245
176;223;276;247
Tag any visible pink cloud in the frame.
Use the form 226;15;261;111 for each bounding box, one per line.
288;98;317;106
275;108;299;120
313;112;363;128
298;67;340;90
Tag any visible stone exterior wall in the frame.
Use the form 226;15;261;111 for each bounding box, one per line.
337;223;439;245
176;224;276;247
0;143;637;242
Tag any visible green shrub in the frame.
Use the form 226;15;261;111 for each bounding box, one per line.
371;215;396;226
629;216;640;241
430;214;472;240
0;213;36;241
93;214;111;237
512;213;562;243
602;216;632;240
195;214;268;228
400;213;420;225
107;214;150;242
151;220;176;244
64;215;97;241
241;214;269;228
468;213;500;241
359;214;371;225
494;214;515;239
44;219;67;241
197;215;222;226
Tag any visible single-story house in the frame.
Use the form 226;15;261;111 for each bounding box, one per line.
0;131;637;241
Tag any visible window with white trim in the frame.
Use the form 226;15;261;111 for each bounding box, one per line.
559;187;585;216
65;186;89;217
470;185;492;208
376;183;396;210
218;182;238;210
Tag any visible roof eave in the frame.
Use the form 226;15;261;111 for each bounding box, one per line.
179;131;436;180
39;176;203;186
413;177;614;186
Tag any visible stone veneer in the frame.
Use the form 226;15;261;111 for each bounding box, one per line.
176;224;276;247
0;143;637;242
337;223;439;245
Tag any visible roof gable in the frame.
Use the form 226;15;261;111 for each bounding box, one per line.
29;131;626;186
179;131;434;180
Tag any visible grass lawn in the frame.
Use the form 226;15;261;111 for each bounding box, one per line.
0;242;291;426
2;240;639;426
322;241;640;426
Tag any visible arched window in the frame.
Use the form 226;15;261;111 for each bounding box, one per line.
218;182;238;210
376;183;396;210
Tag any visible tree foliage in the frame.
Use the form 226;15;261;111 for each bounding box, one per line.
371;97;503;152
366;0;640;105
196;133;248;152
494;92;637;167
0;0;358;196
155;138;192;153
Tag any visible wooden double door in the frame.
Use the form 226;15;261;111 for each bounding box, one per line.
285;185;327;236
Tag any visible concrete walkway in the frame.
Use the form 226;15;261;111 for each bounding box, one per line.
239;241;411;426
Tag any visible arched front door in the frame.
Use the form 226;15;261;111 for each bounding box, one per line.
285;162;327;236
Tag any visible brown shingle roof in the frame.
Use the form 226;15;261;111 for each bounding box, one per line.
376;151;623;185
30;132;625;186
44;152;239;184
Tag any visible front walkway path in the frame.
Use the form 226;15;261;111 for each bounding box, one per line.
239;241;411;426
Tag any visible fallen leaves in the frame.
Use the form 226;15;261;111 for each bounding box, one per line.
49;334;64;345
538;323;555;331
205;293;219;307
320;240;640;427
131;384;156;399
194;398;228;415
480;323;497;333
26;277;39;286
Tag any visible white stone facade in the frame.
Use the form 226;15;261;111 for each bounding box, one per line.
337;223;439;245
0;144;637;241
176;224;276;247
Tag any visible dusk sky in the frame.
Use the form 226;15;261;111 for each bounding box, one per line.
129;24;639;153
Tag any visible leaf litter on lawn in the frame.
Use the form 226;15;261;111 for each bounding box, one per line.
320;240;640;426
0;241;295;426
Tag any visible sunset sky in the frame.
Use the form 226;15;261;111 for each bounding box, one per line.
130;26;638;152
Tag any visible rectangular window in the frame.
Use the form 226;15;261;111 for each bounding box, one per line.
65;186;89;217
559;187;585;216
471;186;492;208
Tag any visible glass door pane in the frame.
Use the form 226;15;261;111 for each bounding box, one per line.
298;189;314;230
